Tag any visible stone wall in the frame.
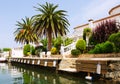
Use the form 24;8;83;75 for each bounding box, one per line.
58;58;77;72
105;61;120;81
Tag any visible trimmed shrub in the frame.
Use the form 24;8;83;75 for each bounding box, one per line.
76;39;86;53
71;49;81;56
108;32;120;52
102;41;115;53
89;41;114;54
89;44;102;54
27;52;31;56
23;44;31;56
51;47;57;55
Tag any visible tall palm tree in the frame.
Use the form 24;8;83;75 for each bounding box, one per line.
33;2;70;51
14;17;39;44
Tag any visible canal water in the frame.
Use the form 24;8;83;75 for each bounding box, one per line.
0;63;116;84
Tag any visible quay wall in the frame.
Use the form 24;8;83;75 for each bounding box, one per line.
10;53;120;81
10;57;61;70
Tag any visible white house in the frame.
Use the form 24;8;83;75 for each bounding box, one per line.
73;5;120;39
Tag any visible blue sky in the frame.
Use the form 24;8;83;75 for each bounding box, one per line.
0;0;120;48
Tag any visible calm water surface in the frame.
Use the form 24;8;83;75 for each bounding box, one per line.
0;63;115;84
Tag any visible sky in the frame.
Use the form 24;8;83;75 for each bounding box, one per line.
0;0;120;48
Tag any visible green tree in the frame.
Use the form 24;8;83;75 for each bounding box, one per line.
83;28;92;41
92;20;118;44
83;28;92;46
14;17;39;44
33;2;69;50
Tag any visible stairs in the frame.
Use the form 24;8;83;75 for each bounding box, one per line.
58;58;77;72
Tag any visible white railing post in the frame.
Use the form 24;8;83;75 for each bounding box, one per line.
60;45;65;58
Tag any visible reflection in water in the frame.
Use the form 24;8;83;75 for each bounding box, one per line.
0;63;116;84
0;63;23;84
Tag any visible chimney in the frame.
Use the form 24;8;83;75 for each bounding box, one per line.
88;19;94;29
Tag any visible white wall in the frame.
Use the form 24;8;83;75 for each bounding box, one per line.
11;48;23;57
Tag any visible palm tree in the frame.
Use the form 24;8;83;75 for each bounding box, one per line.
33;2;70;51
14;17;39;44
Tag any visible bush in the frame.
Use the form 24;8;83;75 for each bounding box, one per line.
76;39;86;53
31;46;35;55
108;32;120;52
89;34;97;46
71;49;81;56
41;39;47;52
102;41;115;53
89;44;102;54
23;44;31;56
64;37;73;46
51;47;57;54
89;41;114;54
3;48;11;52
27;52;31;56
92;20;118;44
53;37;63;53
35;46;43;56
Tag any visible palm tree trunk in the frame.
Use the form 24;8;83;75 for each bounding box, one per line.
47;30;52;51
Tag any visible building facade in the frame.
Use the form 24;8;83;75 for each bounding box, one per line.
74;5;120;39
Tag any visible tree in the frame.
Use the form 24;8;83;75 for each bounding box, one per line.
33;2;69;51
83;28;92;41
14;17;39;44
83;28;92;46
92;20;119;44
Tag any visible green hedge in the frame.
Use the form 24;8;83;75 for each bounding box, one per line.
108;32;120;52
89;41;114;54
71;49;81;57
